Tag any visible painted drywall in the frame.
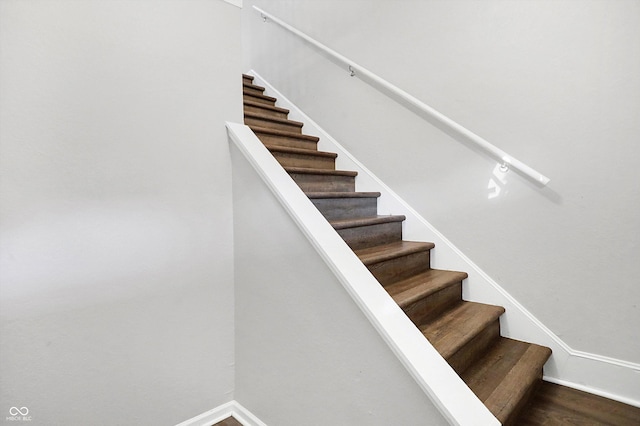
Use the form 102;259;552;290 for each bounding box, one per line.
0;1;241;424
231;142;448;425
243;0;640;364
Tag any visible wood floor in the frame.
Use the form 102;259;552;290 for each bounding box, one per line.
212;416;243;426
520;382;640;425
241;73;640;425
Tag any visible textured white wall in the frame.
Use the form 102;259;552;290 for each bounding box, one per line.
231;142;448;425
244;0;640;363
0;1;241;424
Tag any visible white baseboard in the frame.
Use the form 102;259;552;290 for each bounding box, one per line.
247;69;640;408
176;400;267;426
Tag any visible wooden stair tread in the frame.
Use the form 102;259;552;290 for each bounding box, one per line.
386;269;468;307
245;111;304;128
284;166;357;177
461;338;550;399
330;215;406;230
419;301;505;360
250;125;319;142
212;416;243;426
243;92;277;103
460;338;551;424
519;381;640;426
305;191;381;199
265;145;337;159
242;81;266;92
355;241;435;265
242;73;254;81
244;99;290;115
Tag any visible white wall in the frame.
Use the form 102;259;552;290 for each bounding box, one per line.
0;1;241;424
231;141;448;425
243;0;640;364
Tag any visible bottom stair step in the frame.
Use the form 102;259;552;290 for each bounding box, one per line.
460;337;552;425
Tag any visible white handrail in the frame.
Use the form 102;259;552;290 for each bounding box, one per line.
253;6;550;186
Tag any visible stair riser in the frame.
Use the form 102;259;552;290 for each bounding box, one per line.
243;93;276;106
448;320;501;375
254;133;318;150
245;116;303;133
366;250;431;286
244;104;288;119
503;379;544;426
289;173;355;192
310;198;379;221
402;283;462;326
271;151;336;170
243;86;265;97
337;222;403;250
242;77;254;85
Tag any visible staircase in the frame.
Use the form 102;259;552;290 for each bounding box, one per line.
241;74;640;425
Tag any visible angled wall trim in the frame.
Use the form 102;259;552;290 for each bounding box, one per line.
175;400;267;426
222;0;242;8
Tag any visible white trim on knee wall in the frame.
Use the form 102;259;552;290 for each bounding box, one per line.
175;401;267;426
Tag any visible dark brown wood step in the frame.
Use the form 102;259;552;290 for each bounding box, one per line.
355;241;435;285
519;381;640;426
420;301;505;364
242;73;254;83
250;125;319;150
213;416;243;426
330;215;406;250
306;191;381;220
243;91;277;106
244;111;304;133
386;269;467;325
266;145;337;170
460;338;552;425
244;99;290;119
285;167;357;193
242;81;266;96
